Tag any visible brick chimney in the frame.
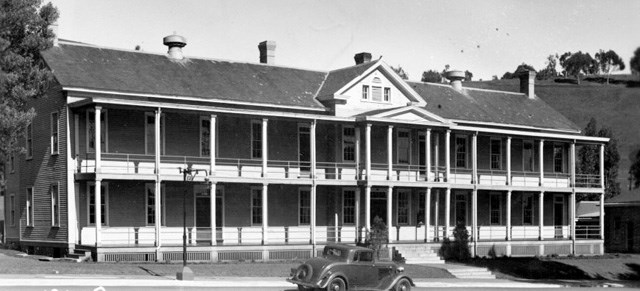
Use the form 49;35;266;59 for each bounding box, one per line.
519;70;536;99
163;34;187;60
258;41;276;65
446;70;465;91
49;21;59;47
354;52;372;65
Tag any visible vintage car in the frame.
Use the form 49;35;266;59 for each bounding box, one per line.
287;244;414;291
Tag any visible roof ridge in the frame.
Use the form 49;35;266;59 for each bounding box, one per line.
408;80;524;96
328;59;379;74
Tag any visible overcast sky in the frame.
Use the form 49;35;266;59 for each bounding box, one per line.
49;0;640;81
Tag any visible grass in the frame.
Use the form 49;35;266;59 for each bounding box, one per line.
0;248;453;278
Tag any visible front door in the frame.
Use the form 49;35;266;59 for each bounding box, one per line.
454;193;467;226
370;191;387;225
299;125;310;173
419;134;426;176
553;195;565;238
195;186;224;244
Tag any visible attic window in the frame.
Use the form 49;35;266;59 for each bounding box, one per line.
372;77;381;83
372;86;382;101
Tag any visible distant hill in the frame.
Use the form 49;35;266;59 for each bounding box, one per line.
465;78;640;194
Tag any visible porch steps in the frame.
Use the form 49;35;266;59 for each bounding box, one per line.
443;264;496;279
393;245;444;265
63;249;92;263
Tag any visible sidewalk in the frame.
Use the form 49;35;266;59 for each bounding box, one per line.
0;274;562;288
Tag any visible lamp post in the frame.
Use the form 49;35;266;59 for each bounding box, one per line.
177;166;208;281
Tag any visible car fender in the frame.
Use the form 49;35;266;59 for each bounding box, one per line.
317;271;350;289
379;274;415;290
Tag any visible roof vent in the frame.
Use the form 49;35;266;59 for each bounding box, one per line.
163;34;187;60
518;70;537;99
445;70;465;91
258;41;276;65
354;52;372;65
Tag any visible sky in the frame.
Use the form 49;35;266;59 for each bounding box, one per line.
49;0;640;81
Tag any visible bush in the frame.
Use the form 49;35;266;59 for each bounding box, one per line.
438;222;471;261
487;245;497;259
362;216;388;260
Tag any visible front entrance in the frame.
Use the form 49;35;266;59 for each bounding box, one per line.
195;186;224;244
370;190;387;225
553;195;565;238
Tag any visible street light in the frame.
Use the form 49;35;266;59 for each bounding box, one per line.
176;166;208;281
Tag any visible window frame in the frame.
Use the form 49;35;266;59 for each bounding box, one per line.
298;188;311;225
250;187;263;226
26;123;33;160
455;135;468;168
86;109;109;153
26;187;34;227
87;182;109;226
490;138;502;170
397;129;411;164
489;192;502;225
371;86;382;101
417;191;426;225
251;120;262;159
362;85;369;100
50;182;60;227
522;193;535;225
342;126;356;162
145;183;166;226
396;189;411;225
50;112;60;155
553;144;565;173
342;189;356;225
384;87;391;102
523;140;534;172
454;191;469;225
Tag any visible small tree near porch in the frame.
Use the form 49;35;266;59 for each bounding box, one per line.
439;222;471;261
364;216;388;260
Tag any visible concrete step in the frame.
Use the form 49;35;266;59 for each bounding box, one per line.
446;267;496;279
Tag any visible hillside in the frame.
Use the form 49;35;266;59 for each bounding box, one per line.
465;78;640;193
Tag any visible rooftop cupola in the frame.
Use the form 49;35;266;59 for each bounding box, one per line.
446;70;465;91
163;34;187;60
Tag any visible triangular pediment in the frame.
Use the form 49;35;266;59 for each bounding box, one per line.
359;105;450;125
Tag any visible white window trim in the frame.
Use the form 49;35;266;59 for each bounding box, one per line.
384;87;391;102
553;194;566;225
455;135;469;168
26;187;34;227
489;192;502;225
87;182;109;226
522;140;534;172
522;193;535;225
145;183;166;226
342;188;356;225
298;187;311;226
490;138;502;170
553;144;565;173
86;109;109;153
396;129;411;164
342;125;355;162
454;191;469;225
362;85;369;100
395;189;411;225
26;123;33;160
250;186;262;226
51;182;60;227
250;120;262;160
51;112;60;155
9;194;15;226
144;112;165;156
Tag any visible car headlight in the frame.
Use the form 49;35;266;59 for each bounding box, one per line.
396;266;405;273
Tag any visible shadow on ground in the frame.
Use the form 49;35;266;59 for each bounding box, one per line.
619;263;640;280
466;258;605;280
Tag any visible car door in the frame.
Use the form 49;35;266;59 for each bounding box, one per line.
352;251;377;289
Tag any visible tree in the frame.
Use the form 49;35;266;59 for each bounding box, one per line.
0;0;58;161
561;51;595;85
630;47;640;79
365;216;388;259
629;150;640;189
391;65;408;80
421;70;441;83
500;71;513;80
537;54;558;80
439;222;471;261
491;75;498;81
577;118;620;200
464;70;473;82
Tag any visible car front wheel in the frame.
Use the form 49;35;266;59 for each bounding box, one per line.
394;278;411;291
326;277;346;291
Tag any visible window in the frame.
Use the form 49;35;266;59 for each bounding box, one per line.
342;126;355;162
299;188;310;225
251;120;262;159
523;140;534;172
9;194;15;226
200;117;210;157
417;192;426;225
490;193;502;225
372;86;382;101
51;183;60;227
553;144;564;173
144;112;164;155
384;87;391;102
88;183;108;225
455;136;468;168
354;251;373;262
362;85;369;100
251;188;262;225
26;187;34;227
343;189;355;224
51;112;59;155
454;192;467;225
490;139;502;170
397;190;410;225
87;110;108;153
522;193;534;225
397;130;410;164
26;123;33;159
145;183;165;226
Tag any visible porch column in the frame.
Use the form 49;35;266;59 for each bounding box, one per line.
506;190;512;241
426;129;431;182
472;189;478;255
210;182;217;246
154;108;161;174
311;185;317;246
387;125;393;180
570;190;576;240
539;140;544;186
311;120;317;178
434;189;440;240
355;127;361;179
444;188;451;238
472;133;478;184
94;179;102;247
365;124;372;180
506;137;512;185
387;186;393;242
262;184;268;245
209;114;216;176
364;185;371;232
434;133;440;181
154;108;162;248
445;130;451;182
539;191;544;240
261;119;268;177
599;192;605;240
570;142;576;187
355;188;361;243
95;106;102;173
310;120;317;246
599;144;605;189
425;188;431;242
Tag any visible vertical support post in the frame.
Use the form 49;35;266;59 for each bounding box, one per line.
262;184;268;245
95;106;102;173
472;133;478;184
426;129;432;182
600;144;605;189
539;191;544;240
154;108;161;173
95;180;102;247
355;188;361;243
425;188;431;242
472;189;478;256
365;186;371;232
434;189;440;240
445;130;451;182
434;133;440;181
261;119;268;177
210;183;217;246
570;142;576;187
210;115;216;176
539;140;544;186
445;188;451;238
387;186;393;242
365;124;372;181
310;120;317;178
570;190;576;254
506;137;512;185
599;192;605;241
355;127;361;179
506;190;512;241
311;185;317;247
154;108;162;249
387;125;393;180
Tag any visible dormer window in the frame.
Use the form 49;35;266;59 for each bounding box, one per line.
362;85;369;100
384;87;390;102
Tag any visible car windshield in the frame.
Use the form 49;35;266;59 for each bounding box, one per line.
322;247;347;260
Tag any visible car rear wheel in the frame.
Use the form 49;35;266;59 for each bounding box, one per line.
326;277;346;291
394;278;411;291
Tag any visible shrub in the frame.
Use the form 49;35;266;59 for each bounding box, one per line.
363;216;388;260
487;245;497;259
438;222;471;261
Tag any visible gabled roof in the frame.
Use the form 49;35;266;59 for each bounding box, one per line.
41;42;328;110
408;82;581;132
315;61;378;98
356;105;449;124
577;201;600;217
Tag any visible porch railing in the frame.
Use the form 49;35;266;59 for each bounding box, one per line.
476;169;508;186
449;168;473;184
542;172;571;188
576;225;601;239
316;162;358;180
575;174;602;188
511;171;541;187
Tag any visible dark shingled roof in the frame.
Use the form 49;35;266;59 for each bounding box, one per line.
41;43;328;109
315;61;378;98
408;82;580;132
